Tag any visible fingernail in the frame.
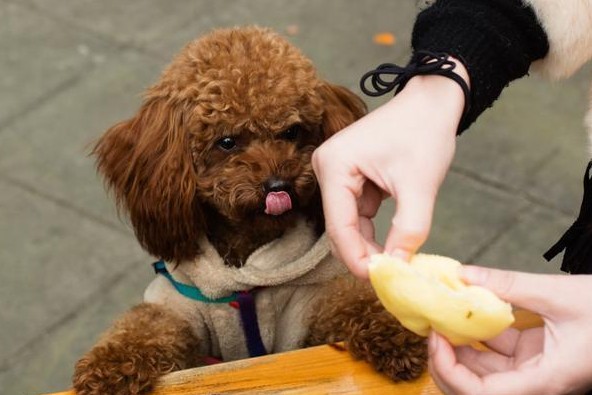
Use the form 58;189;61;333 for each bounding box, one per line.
356;258;370;279
428;332;438;354
460;265;486;285
388;248;411;261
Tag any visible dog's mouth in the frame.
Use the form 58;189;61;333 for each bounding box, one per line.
264;191;293;216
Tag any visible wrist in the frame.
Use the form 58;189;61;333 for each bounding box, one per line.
396;73;466;134
407;55;469;113
360;54;470;134
441;56;470;88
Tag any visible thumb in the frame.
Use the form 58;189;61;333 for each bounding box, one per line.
461;265;564;319
384;189;434;260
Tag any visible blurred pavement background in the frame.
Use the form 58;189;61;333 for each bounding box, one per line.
1;1;590;393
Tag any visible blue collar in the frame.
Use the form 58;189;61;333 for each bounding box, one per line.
152;260;267;357
153;261;238;303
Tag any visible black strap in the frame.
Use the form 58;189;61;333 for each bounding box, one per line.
544;161;592;274
359;50;471;121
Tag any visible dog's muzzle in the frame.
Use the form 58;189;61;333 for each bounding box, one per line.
264;178;293;215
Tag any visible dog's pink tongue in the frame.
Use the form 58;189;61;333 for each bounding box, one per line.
265;191;292;216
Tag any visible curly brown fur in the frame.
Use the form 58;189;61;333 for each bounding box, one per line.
92;26;365;266
73;303;200;395
80;26;369;394
306;277;428;381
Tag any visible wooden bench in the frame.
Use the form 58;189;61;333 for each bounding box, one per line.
44;310;542;395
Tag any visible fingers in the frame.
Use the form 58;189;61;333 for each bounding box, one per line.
430;333;548;395
428;333;482;395
313;151;373;278
456;327;545;376
482;328;521;357
505;327;544;365
359;216;382;254
460;265;566;318
322;184;372;278
358;182;383;253
455;346;512;377
358;181;383;219
384;188;435;260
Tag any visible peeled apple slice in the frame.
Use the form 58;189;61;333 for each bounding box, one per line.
369;253;515;346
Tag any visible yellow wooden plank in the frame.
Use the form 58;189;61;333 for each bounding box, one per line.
41;310;542;395
152;344;441;395
512;309;544;329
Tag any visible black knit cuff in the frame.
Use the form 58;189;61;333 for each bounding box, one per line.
412;0;549;133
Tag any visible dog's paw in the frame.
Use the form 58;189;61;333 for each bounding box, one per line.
305;277;427;380
73;343;172;395
346;305;428;381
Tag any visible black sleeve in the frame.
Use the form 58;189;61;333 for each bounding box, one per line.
412;0;549;133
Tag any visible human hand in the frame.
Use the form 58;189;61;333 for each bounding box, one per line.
429;266;592;395
312;64;467;278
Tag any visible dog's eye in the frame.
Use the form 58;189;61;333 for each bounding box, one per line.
279;126;300;141
216;137;237;151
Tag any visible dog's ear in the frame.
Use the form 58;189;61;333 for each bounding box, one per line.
318;83;367;140
93;98;204;263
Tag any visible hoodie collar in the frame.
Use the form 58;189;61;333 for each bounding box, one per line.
165;219;346;298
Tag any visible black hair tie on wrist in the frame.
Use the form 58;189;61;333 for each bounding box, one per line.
359;50;471;122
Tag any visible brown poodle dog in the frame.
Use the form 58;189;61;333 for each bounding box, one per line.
73;26;427;395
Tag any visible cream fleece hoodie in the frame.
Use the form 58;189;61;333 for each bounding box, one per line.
143;219;347;362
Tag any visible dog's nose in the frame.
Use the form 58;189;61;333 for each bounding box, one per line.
264;177;292;193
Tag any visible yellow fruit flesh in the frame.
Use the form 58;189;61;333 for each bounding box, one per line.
369;254;514;346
